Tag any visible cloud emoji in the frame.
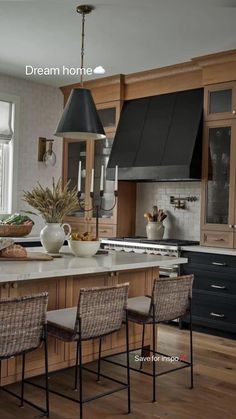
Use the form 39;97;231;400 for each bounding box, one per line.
93;66;106;75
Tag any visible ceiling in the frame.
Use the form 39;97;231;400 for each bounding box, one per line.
0;0;236;87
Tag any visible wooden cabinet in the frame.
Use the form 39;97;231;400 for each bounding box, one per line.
204;82;236;121
201;118;236;247
62;84;136;238
97;101;121;134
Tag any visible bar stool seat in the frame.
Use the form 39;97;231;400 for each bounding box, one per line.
126;296;152;323
47;307;77;341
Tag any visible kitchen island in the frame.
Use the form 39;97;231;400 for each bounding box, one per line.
0;247;187;385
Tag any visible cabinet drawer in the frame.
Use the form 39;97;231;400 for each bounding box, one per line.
201;230;234;248
181;251;236;270
186;268;236;295
64;218;86;234
192;292;236;328
89;224;117;238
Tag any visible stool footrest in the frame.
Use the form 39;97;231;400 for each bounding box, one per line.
1;385;48;416
24;364;129;405
101;347;192;378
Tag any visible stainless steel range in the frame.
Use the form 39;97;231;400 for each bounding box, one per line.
101;237;199;277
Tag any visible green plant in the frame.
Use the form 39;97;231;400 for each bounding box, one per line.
22;178;78;223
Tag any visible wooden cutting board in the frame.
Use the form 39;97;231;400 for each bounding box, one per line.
0;252;53;261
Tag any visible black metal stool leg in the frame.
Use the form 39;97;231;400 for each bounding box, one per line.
189;301;194;389
125;311;131;414
74;340;79;391
97;338;102;382
79;343;83;419
140;324;145;370
152;320;156;403
20;353;25;407
79;319;83;419
44;327;50;417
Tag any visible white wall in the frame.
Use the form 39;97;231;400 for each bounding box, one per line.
0;74;63;235
136;182;201;241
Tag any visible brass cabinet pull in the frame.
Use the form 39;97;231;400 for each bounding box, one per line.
229;224;234;228
212;262;227;266
214;238;225;242
210;284;226;289
232;110;236;114
11;283;18;289
210;312;225;318
100;230;108;233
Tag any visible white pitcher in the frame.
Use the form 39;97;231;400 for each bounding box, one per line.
40;223;71;253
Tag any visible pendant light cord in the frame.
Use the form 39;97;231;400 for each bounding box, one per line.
80;11;85;86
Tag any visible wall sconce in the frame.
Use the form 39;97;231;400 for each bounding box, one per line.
38;137;56;167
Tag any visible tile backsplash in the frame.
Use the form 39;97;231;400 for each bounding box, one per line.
136;182;201;240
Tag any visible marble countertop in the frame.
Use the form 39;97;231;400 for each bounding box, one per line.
181;245;236;256
10;236;40;243
0;246;187;283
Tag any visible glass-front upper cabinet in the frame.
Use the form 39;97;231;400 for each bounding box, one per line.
91;136;116;222
63;139;87;218
97;101;121;134
203;121;236;230
204;82;236;121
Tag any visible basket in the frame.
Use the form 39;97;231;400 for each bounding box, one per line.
0;224;33;237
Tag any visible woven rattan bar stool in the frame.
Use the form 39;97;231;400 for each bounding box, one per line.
0;293;49;416
39;283;130;419
101;275;194;403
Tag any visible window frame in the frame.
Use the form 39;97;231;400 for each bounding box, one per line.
0;92;20;215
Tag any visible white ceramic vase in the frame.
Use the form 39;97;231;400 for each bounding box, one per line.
146;222;165;240
40;223;71;253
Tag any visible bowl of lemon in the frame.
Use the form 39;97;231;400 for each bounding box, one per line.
68;232;100;257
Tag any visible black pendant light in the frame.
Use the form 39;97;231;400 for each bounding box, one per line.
55;5;105;140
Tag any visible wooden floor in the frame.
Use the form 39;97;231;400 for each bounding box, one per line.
1;324;235;419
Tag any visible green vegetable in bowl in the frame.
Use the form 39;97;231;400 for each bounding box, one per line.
0;213;34;225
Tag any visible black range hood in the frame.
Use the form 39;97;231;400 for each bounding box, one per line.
107;88;203;181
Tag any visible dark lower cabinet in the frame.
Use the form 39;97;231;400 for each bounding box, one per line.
181;251;236;336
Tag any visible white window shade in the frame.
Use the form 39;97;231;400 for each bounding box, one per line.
0;100;13;143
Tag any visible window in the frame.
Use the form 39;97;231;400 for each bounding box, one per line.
0;98;15;214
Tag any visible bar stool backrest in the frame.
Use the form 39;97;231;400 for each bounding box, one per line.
151;275;194;322
0;293;48;359
75;283;129;340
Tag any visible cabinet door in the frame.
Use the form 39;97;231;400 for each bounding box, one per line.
63;139;91;222
201;121;236;237
97;101;121;134
204;82;236;121
90;135;117;225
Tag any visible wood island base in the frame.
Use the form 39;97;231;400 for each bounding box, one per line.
0;267;159;386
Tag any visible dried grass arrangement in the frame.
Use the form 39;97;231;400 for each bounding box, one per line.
22;178;78;223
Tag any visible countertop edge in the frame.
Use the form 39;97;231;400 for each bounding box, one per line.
181;245;236;256
0;254;187;283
